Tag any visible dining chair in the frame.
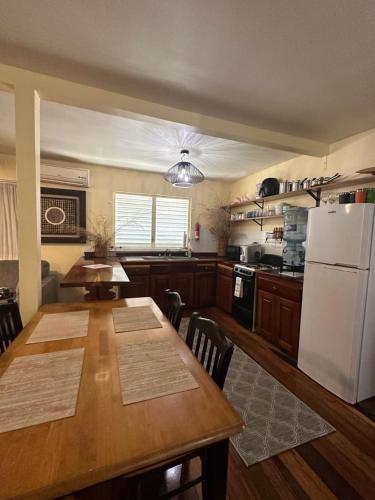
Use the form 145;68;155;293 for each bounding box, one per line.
135;313;234;499
161;289;186;332
0;302;23;355
185;312;234;390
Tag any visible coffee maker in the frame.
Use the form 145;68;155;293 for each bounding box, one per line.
239;243;262;263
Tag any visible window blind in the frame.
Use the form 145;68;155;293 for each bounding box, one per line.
115;193;153;247
155;197;189;248
115;193;190;249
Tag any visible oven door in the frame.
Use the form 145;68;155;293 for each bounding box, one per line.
232;273;256;328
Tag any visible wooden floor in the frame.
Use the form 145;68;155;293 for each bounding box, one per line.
74;306;375;499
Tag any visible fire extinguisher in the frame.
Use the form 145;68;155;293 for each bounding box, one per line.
194;222;200;240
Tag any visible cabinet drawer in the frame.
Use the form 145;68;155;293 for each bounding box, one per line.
195;263;216;272
151;264;170;274
122;265;150;276
217;264;233;278
257;275;302;302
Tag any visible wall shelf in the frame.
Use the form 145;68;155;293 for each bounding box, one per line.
224;175;375;210
231;214;284;230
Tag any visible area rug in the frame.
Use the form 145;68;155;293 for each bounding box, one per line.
179;318;335;466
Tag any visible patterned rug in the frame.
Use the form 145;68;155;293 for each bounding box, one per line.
179;318;335;466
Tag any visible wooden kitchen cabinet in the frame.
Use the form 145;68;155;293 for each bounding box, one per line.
151;271;194;307
119;265;150;299
171;273;194;307
150;274;171;307
256;289;278;344
121;260;217;309
256;272;303;359
195;272;216;307
277;296;301;357
216;265;233;313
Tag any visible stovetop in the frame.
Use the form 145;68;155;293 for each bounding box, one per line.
234;263;276;276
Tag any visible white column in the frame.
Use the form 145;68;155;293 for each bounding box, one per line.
15;85;41;324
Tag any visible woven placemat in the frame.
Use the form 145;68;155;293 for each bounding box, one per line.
0;348;84;433
112;306;162;333
26;310;89;344
117;340;199;404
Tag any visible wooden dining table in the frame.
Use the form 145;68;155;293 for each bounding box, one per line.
60;257;130;300
0;297;243;500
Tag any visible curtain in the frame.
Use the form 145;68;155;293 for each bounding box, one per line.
0;182;18;260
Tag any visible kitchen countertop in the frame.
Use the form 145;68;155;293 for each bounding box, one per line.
256;269;304;283
118;256;230;264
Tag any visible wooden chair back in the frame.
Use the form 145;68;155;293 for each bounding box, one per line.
185;312;234;390
162;289;186;332
0;302;23;355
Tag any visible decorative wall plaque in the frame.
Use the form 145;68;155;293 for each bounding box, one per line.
41;187;86;243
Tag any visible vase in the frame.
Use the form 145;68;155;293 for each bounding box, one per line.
217;239;228;257
94;245;108;258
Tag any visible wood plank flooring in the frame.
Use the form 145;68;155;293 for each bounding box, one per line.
69;306;375;499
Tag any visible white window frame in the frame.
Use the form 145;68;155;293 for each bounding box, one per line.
114;192;191;249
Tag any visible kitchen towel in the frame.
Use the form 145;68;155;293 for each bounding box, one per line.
234;276;243;298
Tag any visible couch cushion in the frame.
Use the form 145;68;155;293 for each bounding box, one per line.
41;260;50;279
0;260;51;288
0;260;19;290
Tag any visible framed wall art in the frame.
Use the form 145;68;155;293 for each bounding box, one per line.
41;187;86;244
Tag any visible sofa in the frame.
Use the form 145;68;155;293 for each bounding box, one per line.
0;260;59;304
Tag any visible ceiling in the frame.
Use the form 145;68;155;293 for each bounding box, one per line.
0;1;375;143
0;91;296;180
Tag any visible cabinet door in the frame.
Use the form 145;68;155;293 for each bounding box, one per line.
170;273;194;307
150;274;171;307
195;272;216;307
216;273;233;313
277;297;301;358
256;289;277;343
119;275;150;299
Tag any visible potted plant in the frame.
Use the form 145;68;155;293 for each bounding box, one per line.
78;216;115;258
199;202;232;256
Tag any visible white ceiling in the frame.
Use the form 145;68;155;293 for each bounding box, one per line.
0;91;297;180
0;1;375;142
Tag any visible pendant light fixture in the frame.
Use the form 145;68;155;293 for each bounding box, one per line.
164;149;205;188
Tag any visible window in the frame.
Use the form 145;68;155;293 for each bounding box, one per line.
115;193;189;248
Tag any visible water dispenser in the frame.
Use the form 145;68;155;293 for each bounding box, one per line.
282;207;308;272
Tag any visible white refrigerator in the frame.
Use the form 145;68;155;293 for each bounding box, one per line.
298;204;375;404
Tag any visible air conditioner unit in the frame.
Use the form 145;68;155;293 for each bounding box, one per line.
41;161;90;188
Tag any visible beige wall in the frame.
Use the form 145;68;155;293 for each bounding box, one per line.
228;128;375;249
0;156;229;299
2;125;375;299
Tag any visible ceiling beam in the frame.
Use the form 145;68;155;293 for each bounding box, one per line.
0;63;328;156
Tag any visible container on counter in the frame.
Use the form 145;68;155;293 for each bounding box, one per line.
279;181;288;194
355;189;367;203
339;192;351;204
349;191;356;203
366;188;375;203
275;203;284;215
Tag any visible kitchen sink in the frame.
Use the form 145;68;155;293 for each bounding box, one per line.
168;256;198;260
140;255;198;260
